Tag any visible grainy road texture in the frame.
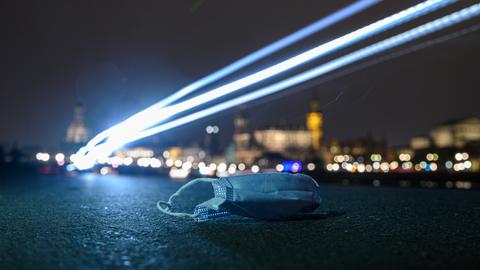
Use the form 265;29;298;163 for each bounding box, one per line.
1;173;479;269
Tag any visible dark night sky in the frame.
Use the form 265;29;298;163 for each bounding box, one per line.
1;0;479;149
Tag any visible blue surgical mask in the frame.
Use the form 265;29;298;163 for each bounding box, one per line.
157;173;321;222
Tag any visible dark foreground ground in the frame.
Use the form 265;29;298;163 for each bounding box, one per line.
1;173;479;270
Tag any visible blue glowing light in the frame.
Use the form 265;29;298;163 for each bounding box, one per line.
66;164;76;172
282;161;303;173
106;0;455;139
116;3;480;147
78;0;380;158
74;0;478;170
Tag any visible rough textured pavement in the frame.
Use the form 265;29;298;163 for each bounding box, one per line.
1;173;479;269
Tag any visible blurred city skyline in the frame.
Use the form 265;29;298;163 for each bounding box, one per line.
1;0;480;147
2;2;480;269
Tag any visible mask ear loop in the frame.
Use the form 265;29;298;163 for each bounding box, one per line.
157;178;215;218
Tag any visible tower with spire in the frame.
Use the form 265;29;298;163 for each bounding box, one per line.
66;101;89;144
306;96;324;150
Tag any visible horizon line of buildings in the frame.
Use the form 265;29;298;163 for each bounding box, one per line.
4;99;480;174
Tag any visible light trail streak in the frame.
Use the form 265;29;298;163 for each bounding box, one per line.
106;0;455;140
116;3;480;150
74;0;462;169
255;22;480;110
79;0;380;155
153;0;381;109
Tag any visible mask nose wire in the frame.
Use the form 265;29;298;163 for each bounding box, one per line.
157;178;216;218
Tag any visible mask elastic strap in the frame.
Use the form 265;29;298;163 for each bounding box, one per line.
157;178;215;218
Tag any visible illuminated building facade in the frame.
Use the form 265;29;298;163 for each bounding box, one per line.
410;136;431;150
405;117;480;173
324;134;389;162
253;129;312;153
233;111;261;164
409;117;480;150
430;117;480;148
233;98;324;164
66;102;89;144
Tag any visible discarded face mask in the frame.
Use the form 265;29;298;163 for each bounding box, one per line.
157;173;321;222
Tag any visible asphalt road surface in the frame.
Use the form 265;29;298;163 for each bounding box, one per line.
1;173;479;269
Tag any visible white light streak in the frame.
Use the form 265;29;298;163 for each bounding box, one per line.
108;0;455;140
78;0;380;156
74;0;464;169
121;3;480;145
